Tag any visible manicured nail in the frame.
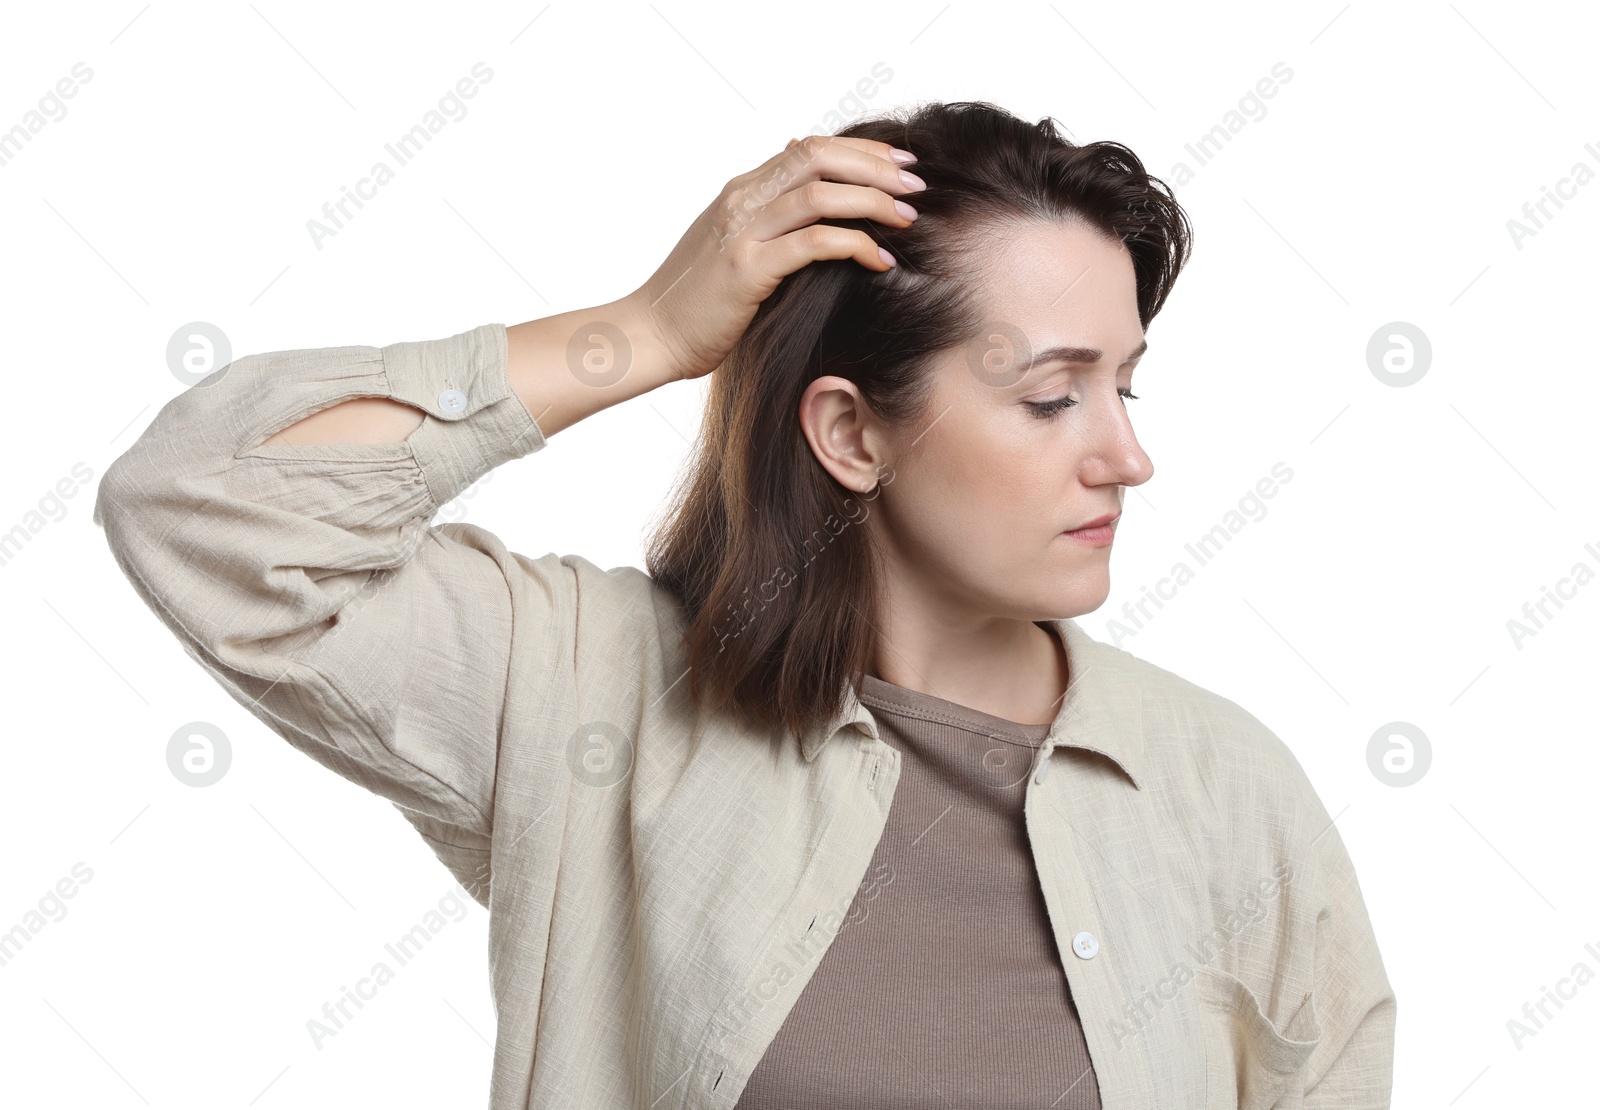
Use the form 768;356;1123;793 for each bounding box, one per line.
898;169;926;192
878;247;897;267
889;147;916;164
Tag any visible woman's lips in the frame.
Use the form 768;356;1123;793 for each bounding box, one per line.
1062;514;1117;546
1062;523;1114;545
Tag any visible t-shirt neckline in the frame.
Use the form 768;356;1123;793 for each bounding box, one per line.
856;671;1057;746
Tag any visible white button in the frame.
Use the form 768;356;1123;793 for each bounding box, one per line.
1034;755;1050;784
1072;931;1099;959
438;388;468;414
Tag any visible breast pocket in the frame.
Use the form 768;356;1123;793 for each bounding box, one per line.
1194;965;1322;1110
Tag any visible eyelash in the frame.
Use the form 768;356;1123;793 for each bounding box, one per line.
1025;388;1140;419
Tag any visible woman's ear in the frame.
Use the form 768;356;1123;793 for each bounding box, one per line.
797;375;888;493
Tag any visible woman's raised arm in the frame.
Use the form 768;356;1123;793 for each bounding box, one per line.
93;135;924;902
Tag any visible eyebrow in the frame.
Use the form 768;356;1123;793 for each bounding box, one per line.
1014;338;1148;377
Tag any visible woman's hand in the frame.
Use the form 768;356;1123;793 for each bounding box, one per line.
621;135;926;382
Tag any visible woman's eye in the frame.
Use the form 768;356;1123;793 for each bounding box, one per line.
1024;396;1075;418
1024;388;1139;419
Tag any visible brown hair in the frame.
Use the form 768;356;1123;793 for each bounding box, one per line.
643;99;1194;749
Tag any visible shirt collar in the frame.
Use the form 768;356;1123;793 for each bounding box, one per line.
801;616;1147;790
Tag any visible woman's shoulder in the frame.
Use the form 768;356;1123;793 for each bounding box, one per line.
1098;633;1324;808
1104;635;1346;875
427;529;691;681
445;530;681;619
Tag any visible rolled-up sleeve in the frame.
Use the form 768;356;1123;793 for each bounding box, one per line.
93;322;547;901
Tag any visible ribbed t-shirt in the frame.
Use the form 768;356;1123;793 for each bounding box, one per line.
734;671;1102;1109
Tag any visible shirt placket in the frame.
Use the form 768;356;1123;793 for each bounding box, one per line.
1024;735;1138;1108
687;732;903;1109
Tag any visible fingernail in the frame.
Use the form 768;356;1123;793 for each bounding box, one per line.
898;169;927;192
894;200;918;221
878;247;897;267
889;147;916;164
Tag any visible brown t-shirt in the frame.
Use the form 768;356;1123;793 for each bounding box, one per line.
735;671;1102;1109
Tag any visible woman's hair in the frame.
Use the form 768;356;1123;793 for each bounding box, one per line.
642;99;1193;749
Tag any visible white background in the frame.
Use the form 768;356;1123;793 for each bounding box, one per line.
2;1;1595;1105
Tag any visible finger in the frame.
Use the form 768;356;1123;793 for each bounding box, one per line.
786;134;900;159
741;178;915;245
729;135;915;206
718;136;921;254
780;135;918;194
758;223;896;281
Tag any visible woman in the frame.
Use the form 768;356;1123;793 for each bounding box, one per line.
95;101;1395;1108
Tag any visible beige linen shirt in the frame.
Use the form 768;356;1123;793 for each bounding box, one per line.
94;322;1396;1109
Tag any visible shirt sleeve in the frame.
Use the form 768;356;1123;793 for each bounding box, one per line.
1301;810;1398;1109
93;321;548;903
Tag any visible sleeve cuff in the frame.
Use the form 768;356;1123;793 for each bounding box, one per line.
382;321;548;509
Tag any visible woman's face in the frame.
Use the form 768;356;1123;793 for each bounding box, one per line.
804;218;1155;623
